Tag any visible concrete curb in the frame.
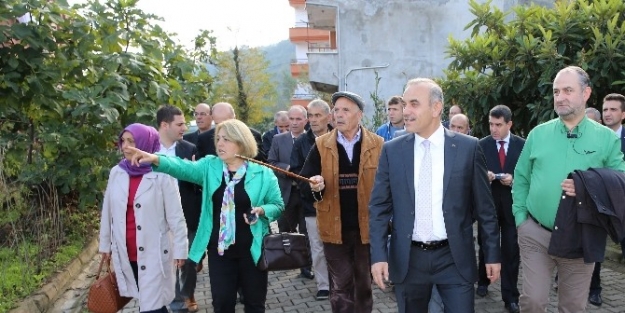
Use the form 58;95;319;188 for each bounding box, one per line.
9;236;99;313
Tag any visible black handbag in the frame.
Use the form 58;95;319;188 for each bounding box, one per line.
257;232;312;271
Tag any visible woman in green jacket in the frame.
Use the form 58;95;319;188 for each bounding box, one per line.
129;119;284;313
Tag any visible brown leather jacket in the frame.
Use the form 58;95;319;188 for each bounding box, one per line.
314;127;383;244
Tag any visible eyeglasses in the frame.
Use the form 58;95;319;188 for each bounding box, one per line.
193;112;209;117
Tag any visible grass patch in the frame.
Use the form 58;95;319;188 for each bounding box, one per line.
0;206;98;312
0;235;87;312
0;236;86;311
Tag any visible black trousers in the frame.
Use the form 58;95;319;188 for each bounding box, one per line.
396;245;474;313
478;216;520;304
277;187;307;235
207;248;268;313
589;262;602;295
129;261;168;313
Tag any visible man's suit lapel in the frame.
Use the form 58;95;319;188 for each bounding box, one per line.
504;136;520;172
175;141;183;158
402;134;416;208
442;129;458;198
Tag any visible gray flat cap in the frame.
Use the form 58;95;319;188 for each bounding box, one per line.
331;91;364;111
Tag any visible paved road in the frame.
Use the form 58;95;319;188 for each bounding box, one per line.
51;221;625;313
51;254;625;313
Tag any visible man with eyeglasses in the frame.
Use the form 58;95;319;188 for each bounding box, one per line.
512;66;625;312
183;103;212;146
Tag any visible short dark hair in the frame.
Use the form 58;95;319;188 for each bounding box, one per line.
603;93;625;112
489;104;512;123
387;95;404;107
156;105;183;127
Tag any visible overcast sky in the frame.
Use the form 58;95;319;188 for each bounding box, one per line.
71;0;295;50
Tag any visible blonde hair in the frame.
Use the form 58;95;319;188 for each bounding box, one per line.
214;119;258;158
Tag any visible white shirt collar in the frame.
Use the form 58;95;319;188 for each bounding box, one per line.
414;124;445;148
338;127;362;143
616;125;623;137
497;132;511;144
159;141;177;154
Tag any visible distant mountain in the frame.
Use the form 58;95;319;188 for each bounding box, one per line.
260;40;296;110
261;40;295;80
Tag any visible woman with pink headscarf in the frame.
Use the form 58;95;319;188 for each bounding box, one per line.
98;123;188;313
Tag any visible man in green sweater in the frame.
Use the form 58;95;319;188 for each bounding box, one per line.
512;66;625;312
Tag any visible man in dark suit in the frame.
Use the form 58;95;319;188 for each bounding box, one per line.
156;105;202;312
369;78;501;313
268;106;308;234
195;102;265;161
476;105;524;313
590;93;625;306
183;103;212;145
260;111;289;157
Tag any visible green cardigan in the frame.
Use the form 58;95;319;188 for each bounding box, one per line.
154;155;284;264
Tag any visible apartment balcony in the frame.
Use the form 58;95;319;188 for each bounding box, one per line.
291;93;316;107
307;52;339;93
306;2;336;31
288;0;306;6
289;25;330;43
290;60;309;77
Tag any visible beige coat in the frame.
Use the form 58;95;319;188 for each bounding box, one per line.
99;166;188;311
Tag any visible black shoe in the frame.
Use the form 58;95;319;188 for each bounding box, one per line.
505;302;520;313
315;290;330;300
476;285;488;297
589;293;602;306
299;268;315;279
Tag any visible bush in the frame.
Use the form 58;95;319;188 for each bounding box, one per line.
441;0;625;137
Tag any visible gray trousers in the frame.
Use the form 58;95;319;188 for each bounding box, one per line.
518;218;594;313
305;217;330;291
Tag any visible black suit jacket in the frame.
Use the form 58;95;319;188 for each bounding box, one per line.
196;126;266;161
261;128;278;159
369;130;501;283
478;134;525;226
174;140;202;232
183;130;200;146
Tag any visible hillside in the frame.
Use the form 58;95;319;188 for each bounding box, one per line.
260;40;296;110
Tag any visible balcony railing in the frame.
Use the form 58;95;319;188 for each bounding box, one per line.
290;63;309;77
292;93;317;100
289;26;330;43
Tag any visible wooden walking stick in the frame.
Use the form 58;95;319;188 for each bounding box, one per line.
235;154;316;184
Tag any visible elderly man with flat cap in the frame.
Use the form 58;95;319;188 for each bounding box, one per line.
300;91;384;313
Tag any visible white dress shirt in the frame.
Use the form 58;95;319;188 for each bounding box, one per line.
159;141;177;157
412;125;447;241
494;132;510;154
159;142;177;182
616;125;623;137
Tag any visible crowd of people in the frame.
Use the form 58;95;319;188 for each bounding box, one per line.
97;65;625;313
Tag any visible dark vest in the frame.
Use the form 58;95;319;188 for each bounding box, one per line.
337;141;362;233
